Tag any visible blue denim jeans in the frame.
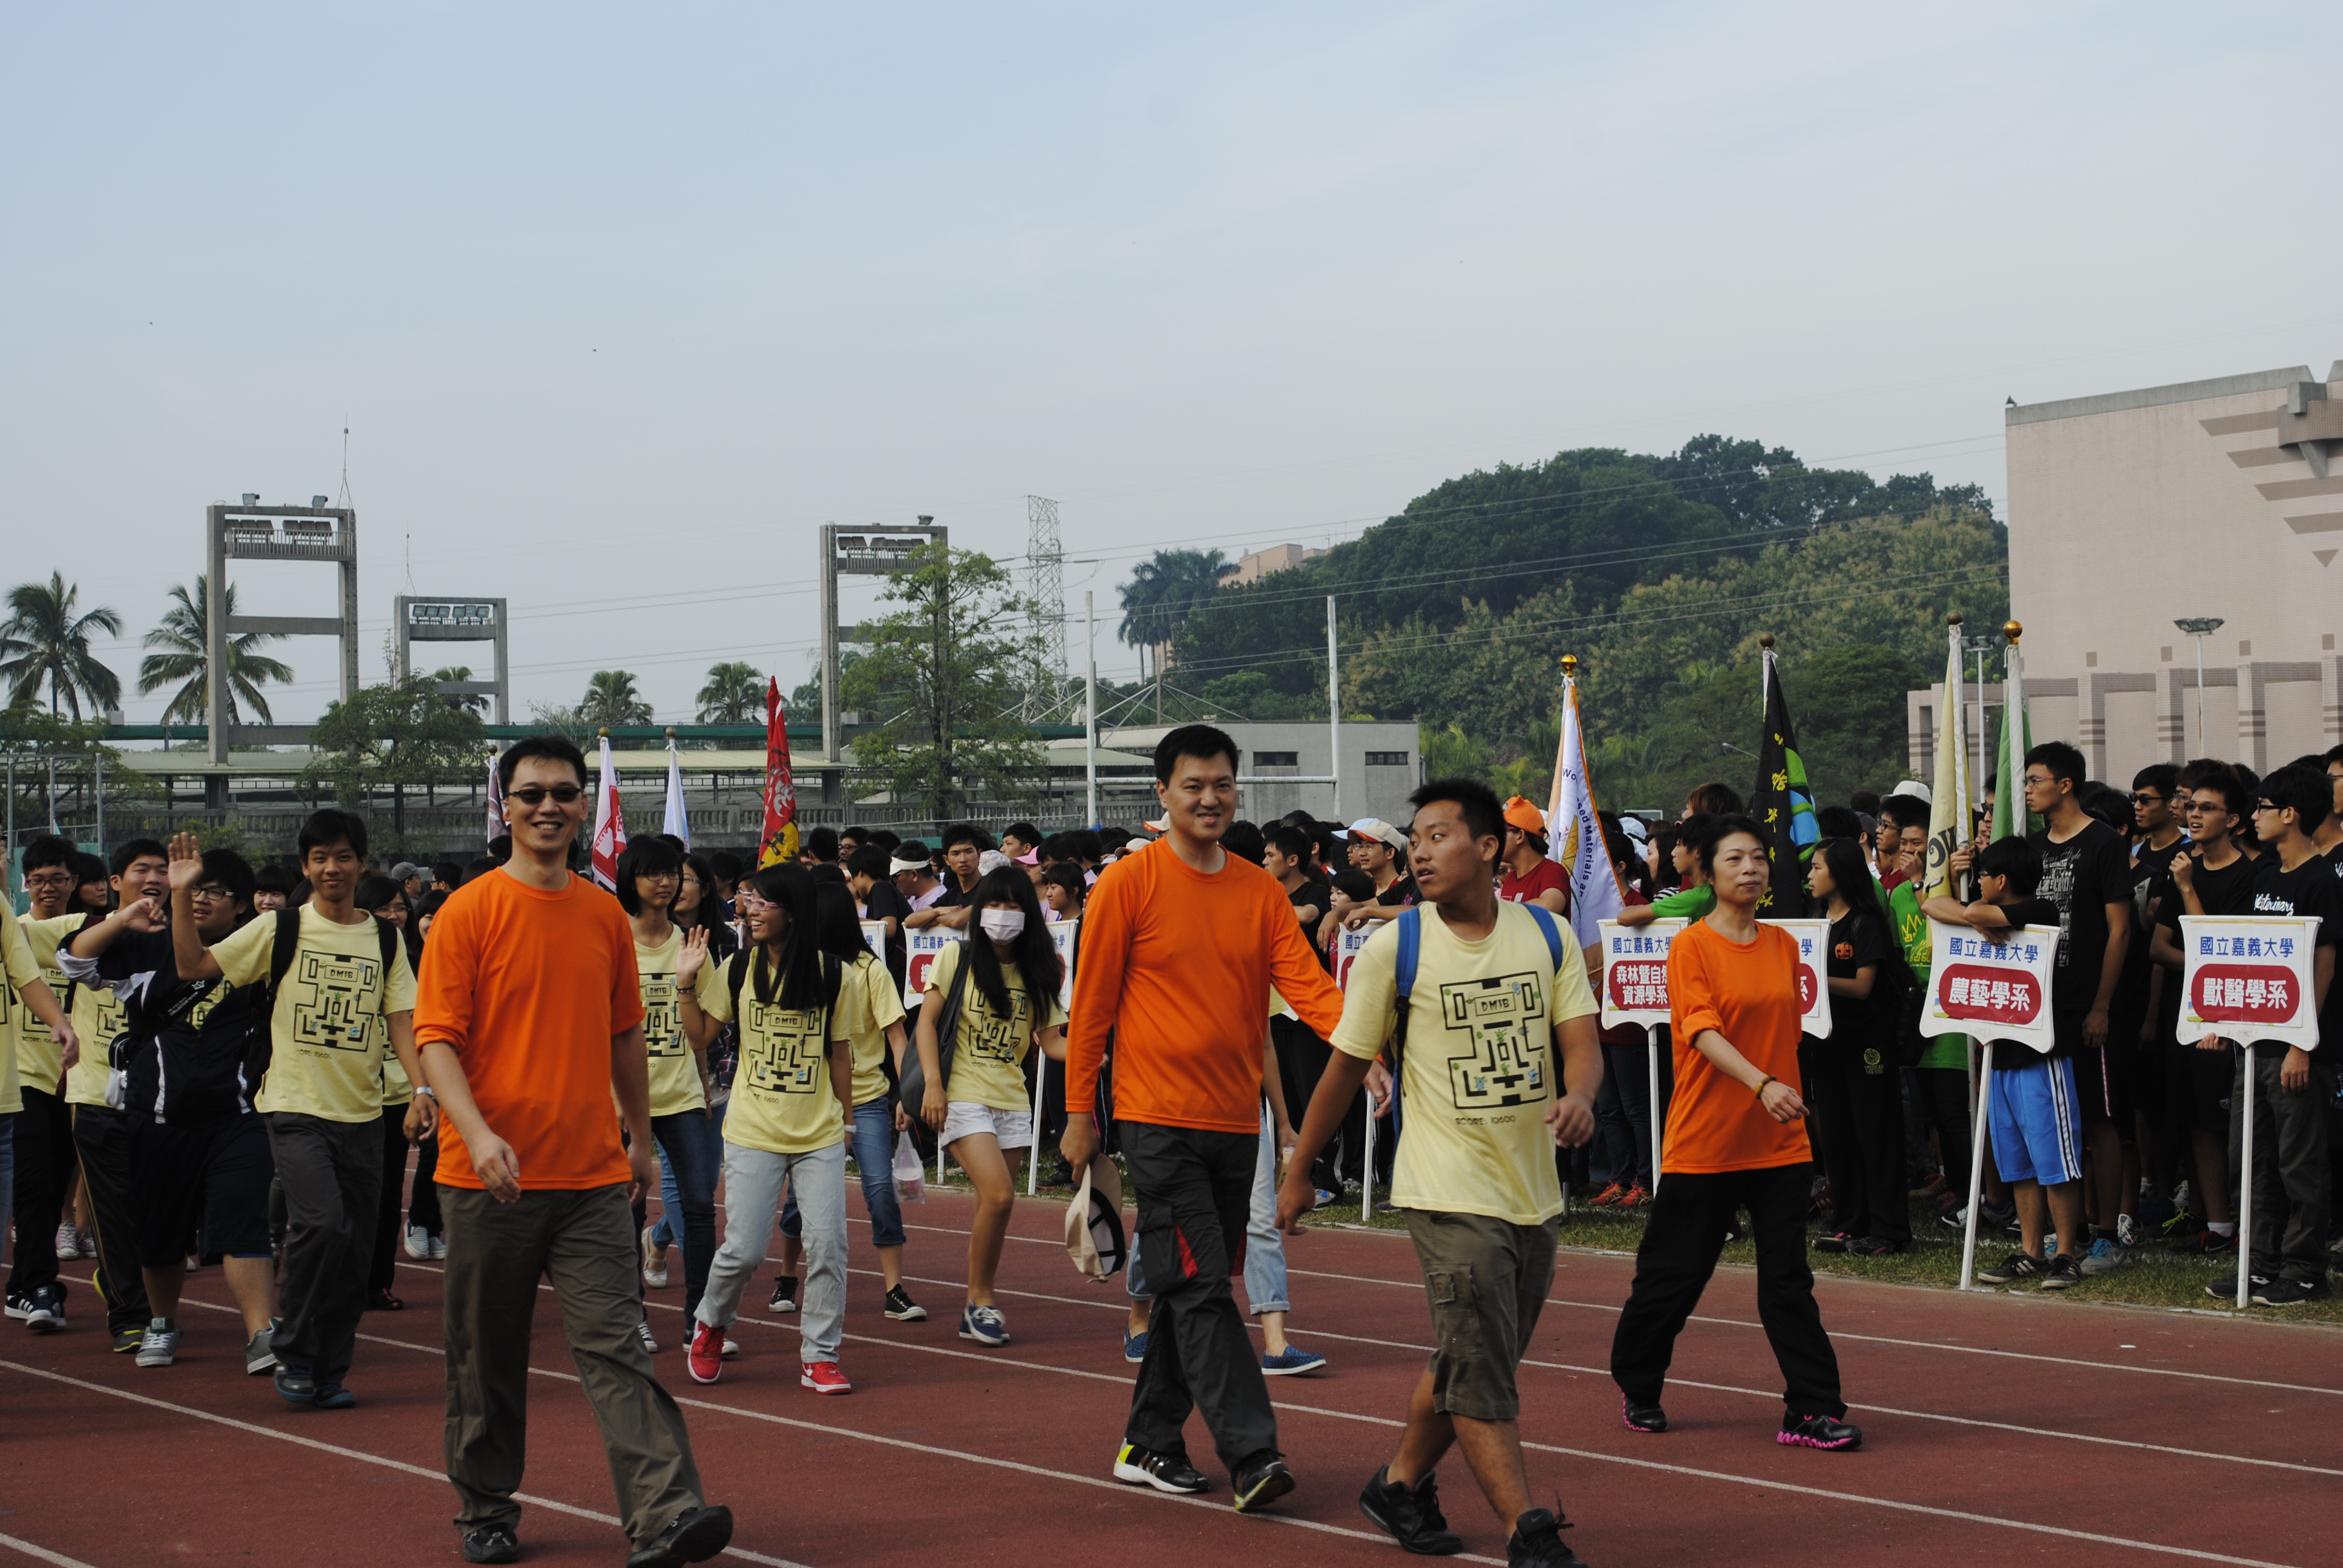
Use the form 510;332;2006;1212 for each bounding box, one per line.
780;1095;906;1250
1127;1099;1288;1315
653;1095;726;1252
649;1107;721;1318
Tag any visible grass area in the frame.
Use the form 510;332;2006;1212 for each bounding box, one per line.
906;1160;2343;1328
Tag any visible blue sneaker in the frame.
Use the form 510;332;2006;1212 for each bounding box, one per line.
312;1382;356;1410
1260;1345;1326;1376
273;1362;316;1404
1123;1330;1148;1364
2080;1236;2128;1276
958;1302;1010;1346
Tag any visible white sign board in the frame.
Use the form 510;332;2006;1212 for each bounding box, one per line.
1332;923;1377;991
904;929;956;1008
1762;918;1834;1041
2178;916;2322;1051
860;920;886;967
1597;919;1688;1031
1919;919;2062;1055
1047;918;1078;1010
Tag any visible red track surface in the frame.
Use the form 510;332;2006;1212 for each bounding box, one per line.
4;1185;2336;1568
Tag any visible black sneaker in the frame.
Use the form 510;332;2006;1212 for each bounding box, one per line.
2251;1277;2327;1307
1812;1231;1853;1253
883;1285;928;1322
1231;1450;1296;1513
21;1284;67;1334
1976;1250;2046;1285
2206;1274;2269;1299
1618;1391;1666;1433
1847;1236;1905;1258
624;1504;735;1568
1779;1411;1863;1450
1506;1505;1587;1567
1113;1442;1208;1495
460;1525;520;1565
767;1276;798;1315
274;1362;317;1403
2039;1253;2083;1291
1357;1465;1464;1555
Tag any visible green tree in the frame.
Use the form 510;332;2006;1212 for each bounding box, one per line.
1;572;123;719
697;661;766;724
304;674;489;846
1118;549;1234;681
427;666;488;716
137;577;295;728
579;670;653;727
843;543;1046;819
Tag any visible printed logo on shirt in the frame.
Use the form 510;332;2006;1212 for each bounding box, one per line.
2252;892;2301;916
641;972;685;1057
2037;843;2079;967
186;980;234;1033
741;1002;827;1096
964;989;1038;1065
288;949;382;1051
1435;972;1550;1111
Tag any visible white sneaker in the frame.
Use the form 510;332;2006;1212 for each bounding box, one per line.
722;1338;741;1360
77;1230;97;1259
54;1224;77;1257
404;1226;433;1260
641;1224;669;1288
135;1319;180;1368
635;1319;660;1355
430;1235;447;1259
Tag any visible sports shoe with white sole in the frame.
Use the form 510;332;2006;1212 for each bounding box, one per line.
1113;1442;1207;1495
246;1326;278;1375
135;1319;180;1368
767;1276;798;1314
959;1302;1010;1345
641;1224;669;1288
635;1319;660;1355
800;1360;851;1394
882;1284;927;1322
404;1225;434;1261
686;1322;723;1385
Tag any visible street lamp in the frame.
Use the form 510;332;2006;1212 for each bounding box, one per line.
2173;617;2226;757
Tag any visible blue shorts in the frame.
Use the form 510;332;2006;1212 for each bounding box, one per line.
1988;1053;2082;1187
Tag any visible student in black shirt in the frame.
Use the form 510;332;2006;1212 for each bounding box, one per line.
2022;743;2134;1273
2214;767;2339;1305
1803;837;1907;1254
847;846;912;993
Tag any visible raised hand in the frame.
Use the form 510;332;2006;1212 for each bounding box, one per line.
166;831;206;892
676;924;710;984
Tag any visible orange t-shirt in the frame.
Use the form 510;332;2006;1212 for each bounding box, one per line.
415;869;645;1191
1663;918;1810;1174
1066;838;1346;1134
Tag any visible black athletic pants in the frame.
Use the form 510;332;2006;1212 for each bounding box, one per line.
1802;1036;1911;1244
268;1111;382;1385
1118;1119;1279;1475
1912;1066;1974;1197
6;1088;76;1301
409;1132;444;1236
69;1103;152;1334
368;1106;411;1296
1611;1161;1846;1419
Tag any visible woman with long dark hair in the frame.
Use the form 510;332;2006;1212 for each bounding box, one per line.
352;874;423;1310
1804;836;1910;1256
647;851;738;1285
685;864;862;1394
1609;814;1860;1451
772;883;923;1322
909;866;1066;1347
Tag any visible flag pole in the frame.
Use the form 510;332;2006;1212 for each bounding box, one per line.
1959;1042;1994;1290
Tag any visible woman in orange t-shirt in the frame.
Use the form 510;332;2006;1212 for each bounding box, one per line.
1607;815;1860;1452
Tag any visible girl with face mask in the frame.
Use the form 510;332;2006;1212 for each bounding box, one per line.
909;867;1067;1347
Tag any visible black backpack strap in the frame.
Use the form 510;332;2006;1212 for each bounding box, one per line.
727;949;750;1013
266;906;302;1005
375;913;398;982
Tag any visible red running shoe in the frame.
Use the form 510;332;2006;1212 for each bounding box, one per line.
687;1322;724;1385
1587;1183;1625;1209
800;1360;851;1396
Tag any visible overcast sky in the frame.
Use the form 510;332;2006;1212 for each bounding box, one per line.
7;4;2339;728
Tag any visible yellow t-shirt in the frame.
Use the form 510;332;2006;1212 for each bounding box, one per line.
701;949;851;1155
15;914;73;1093
924;940;1068;1114
1331;902;1597;1226
40;915;133;1108
211;905;419;1123
835;952;908;1108
635;928;723;1119
0;905;39;1114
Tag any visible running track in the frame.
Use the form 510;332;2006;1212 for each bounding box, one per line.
5;1186;2336;1568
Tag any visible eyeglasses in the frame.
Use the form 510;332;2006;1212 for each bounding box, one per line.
2129;791;2166;804
188;885;232;901
2253;802;2281;815
507;785;585;806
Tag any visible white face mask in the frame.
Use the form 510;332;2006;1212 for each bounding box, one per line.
978;909;1027;942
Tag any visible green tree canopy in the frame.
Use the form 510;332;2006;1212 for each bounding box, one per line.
303;675;490;846
698;661;765;724
1;572;123;719
138;577;295;727
579;669;654;728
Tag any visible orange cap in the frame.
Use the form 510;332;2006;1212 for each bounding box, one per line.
1502;795;1545;834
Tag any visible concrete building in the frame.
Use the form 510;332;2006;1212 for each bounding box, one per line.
1103;720;1420;825
1909;363;2343;785
1222;543;1326;587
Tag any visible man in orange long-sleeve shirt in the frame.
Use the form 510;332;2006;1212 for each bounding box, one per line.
1062;724;1347;1512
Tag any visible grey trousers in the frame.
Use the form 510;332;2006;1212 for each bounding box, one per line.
441;1183;705;1546
2228;1049;2333;1284
696;1137;847;1363
266;1111;381;1383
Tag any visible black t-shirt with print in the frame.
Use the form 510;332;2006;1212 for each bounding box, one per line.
2244;855;2343;1056
1286;875;1330;952
1375;872;1420;908
2030;820;2132;1027
863;880;913;990
1823;909;1895;1052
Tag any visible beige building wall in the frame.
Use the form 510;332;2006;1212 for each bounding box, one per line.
1909;364;2343;784
1224;543;1326;587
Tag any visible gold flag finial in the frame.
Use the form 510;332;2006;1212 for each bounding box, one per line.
598;727;610;737
1947;610;1963;627
1758;631;1777;650
1560;654;1578;678
2004;620;2022;644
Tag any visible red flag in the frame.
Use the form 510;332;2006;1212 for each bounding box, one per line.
590;732;628;889
758;678;799;868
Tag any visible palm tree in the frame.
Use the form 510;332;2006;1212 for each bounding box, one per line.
579;669;654;727
695;661;765;724
428;666;488;716
1;573;123;719
1115;549;1234;675
138;577;295;729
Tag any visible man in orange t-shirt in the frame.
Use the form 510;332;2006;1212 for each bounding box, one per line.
1062;725;1346;1512
416;736;733;1568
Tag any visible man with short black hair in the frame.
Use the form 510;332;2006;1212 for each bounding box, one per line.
1;857;80;1336
433;861;465;895
801;827;840;867
1064;724;1348;1512
847;846;912;991
1279;777;1602;1566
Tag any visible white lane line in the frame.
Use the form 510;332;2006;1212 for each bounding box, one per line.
0;1350;811;1568
0;1533;102;1568
830;1264;2343;1480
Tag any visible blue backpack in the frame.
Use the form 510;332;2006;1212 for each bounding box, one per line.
1386;902;1567;1131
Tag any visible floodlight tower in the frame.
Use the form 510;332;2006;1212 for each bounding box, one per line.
205;496;359;766
1027;495;1066;716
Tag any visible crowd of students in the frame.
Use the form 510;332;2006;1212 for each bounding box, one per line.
3;725;2337;1568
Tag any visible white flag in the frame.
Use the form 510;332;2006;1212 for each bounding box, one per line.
485;751;504;845
591;733;628;890
663;736;690;847
1545;670;1627;948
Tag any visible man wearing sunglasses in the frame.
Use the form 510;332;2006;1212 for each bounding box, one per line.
413;735;733;1568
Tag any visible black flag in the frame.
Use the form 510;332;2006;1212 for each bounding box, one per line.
1752;648;1817;916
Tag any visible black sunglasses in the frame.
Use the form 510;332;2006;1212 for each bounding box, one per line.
508;785;585;806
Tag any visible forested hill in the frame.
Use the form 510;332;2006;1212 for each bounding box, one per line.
1161;435;2008;806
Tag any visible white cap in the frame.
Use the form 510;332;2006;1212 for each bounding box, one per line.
1347;817;1408;852
1887;780;1933;805
1142;817;1168;835
977;850;1012;876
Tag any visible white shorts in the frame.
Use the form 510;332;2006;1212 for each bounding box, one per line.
943;1102;1033;1151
